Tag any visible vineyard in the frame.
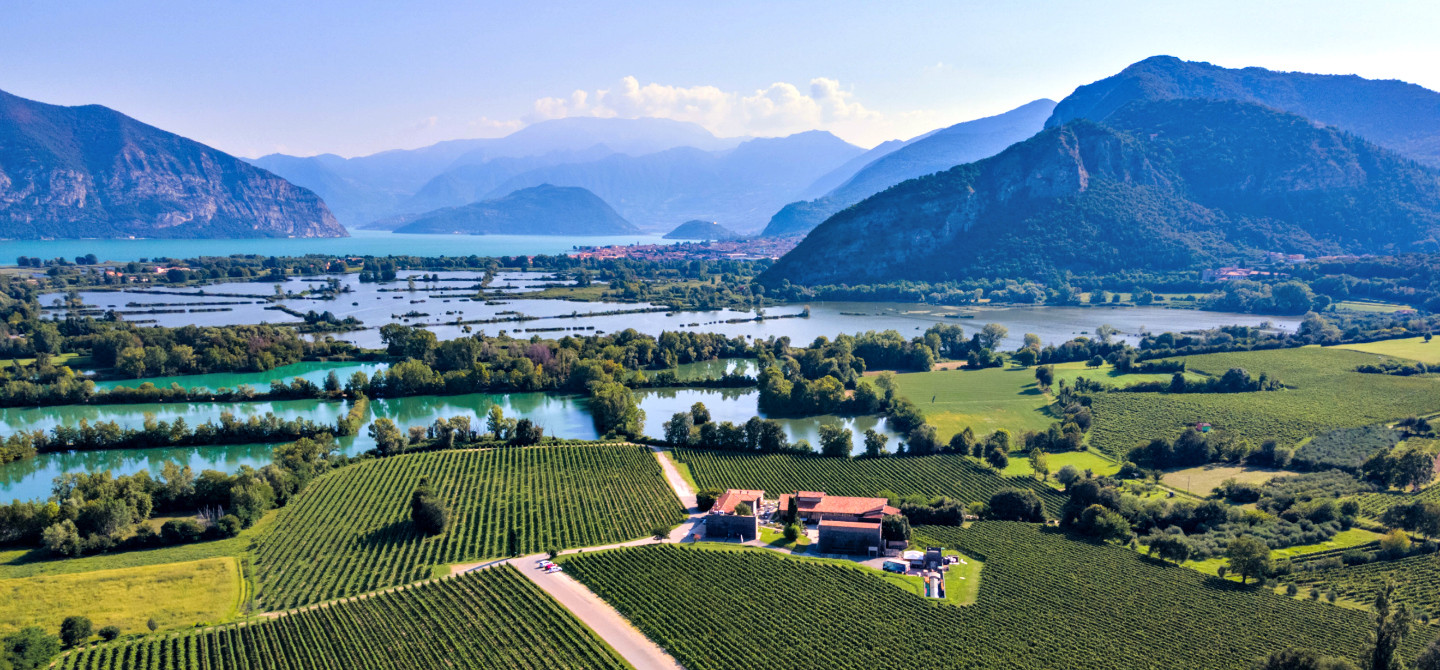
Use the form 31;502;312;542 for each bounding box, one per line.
1281;552;1440;616
563;523;1391;670
56;565;629;670
675;450;1066;516
1087;348;1440;458
1292;425;1403;471
1354;482;1440;518
249;445;683;610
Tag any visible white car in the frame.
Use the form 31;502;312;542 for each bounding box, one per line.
545;566;563;574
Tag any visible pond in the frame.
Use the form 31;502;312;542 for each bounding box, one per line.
93;360;392;392
0;387;898;502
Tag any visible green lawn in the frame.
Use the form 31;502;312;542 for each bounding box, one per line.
1334;336;1440;366
891;366;1057;440
1331;301;1414;314
0;512;273;580
758;526;812;551
0;557;240;635
1049;361;1209;389
1000;449;1120;478
0;352;89;370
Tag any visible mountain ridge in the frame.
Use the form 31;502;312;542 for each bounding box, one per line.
391;184;638;236
0;88;345;239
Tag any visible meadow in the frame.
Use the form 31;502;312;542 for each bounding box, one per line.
1161;464;1299;497
1335;336;1440;365
55;565;630;670
1086;347;1440;458
249;445;684;610
563;523;1396;670
889;366;1057;439
0;557;239;635
676;449;1066;516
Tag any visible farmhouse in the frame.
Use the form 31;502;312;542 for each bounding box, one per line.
704;489;764;541
777;491;901;555
776;491;900;524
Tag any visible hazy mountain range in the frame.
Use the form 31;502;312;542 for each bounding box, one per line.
0;89;344;239
760;99;1057;237
389;184;637;236
664;220;741;241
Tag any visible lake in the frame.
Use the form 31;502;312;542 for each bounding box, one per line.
2;230;672;264
43;268;1300;351
0;386;897;502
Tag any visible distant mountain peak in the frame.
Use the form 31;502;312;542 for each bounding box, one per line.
391;184;637;236
0;88;345;239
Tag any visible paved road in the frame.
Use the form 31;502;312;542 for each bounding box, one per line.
507;554;685;670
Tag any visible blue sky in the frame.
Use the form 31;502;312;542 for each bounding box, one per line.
4;1;1437;157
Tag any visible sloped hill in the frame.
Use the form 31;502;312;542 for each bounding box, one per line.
392;184;638;235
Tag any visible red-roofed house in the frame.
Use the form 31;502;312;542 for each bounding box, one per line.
704;489;764;541
776;491;901;555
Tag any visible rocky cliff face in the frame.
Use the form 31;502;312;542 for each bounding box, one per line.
0;89;345;239
762;99;1440;286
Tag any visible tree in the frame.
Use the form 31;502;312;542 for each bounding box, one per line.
783;523;801;543
906;424;940;456
1225;535;1271;585
985;446;1010;470
1034;365;1055;388
96;627;120;642
1416;636;1440;670
695;487;723;512
1078;504;1130;543
1056;465;1082;490
1;627;60;670
1393;447;1435;490
863;429;889;457
1362;580;1413;670
1145;532;1191;565
1029;450;1050;481
978;323;1009;350
1086;355;1104;369
947;427;975;455
988;489;1044;522
881;514;911;543
368;418;406;456
410;478;449;535
689;402;711;425
664;412;694;446
485;405;507;440
145;619;158;633
40;520;81;557
58;616;91;648
818;424;853;458
589;382;645;437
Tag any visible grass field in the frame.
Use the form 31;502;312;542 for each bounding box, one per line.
1331;301;1415;314
1049;360;1210;389
1335;336;1440;365
1000;449;1120;478
564;523;1394;670
1087;347;1440;458
0;513;273;581
249;445;684;610
57;565;630;670
0;557;240;635
676;449;1067;516
891;366;1058;439
0;352;88;369
1161;464;1300;497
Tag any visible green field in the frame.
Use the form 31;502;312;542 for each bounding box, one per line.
1331;301;1415;314
564;523;1394;670
890;366;1058;439
676;449;1066;516
249;445;682;610
57;566;630;670
1161;464;1299;497
0;514;272;581
1335;336;1440;365
1000;448;1120;478
0;557;240;635
1087;347;1440;458
1049;360;1210;389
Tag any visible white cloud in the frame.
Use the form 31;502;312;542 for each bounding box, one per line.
526;76;902;145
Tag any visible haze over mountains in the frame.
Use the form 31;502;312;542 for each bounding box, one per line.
765;57;1440;286
761;99;1057;237
389;184;637;236
0;89;344;239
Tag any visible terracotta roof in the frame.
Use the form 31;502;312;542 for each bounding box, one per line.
810;495;891;516
797;491;826;499
711;489;764;515
818;519;882;530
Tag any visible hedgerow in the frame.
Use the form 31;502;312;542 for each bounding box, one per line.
56;565;629;670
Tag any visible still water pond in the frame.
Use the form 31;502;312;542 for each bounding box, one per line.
0;387;895;502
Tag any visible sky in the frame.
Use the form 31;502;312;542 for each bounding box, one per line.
3;1;1438;158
